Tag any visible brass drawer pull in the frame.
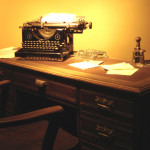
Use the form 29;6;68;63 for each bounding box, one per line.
96;124;114;141
35;79;47;98
95;96;114;112
35;79;47;87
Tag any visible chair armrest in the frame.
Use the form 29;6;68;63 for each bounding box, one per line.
0;80;11;87
0;106;64;128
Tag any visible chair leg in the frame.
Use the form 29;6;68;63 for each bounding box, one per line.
42;119;60;150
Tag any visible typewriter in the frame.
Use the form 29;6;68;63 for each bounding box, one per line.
15;13;92;61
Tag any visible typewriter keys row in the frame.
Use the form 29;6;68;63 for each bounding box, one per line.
22;40;66;51
22;56;63;61
24;40;60;43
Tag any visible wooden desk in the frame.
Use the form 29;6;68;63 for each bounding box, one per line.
1;57;150;150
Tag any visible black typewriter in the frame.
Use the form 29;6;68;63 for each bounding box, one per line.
15;13;92;61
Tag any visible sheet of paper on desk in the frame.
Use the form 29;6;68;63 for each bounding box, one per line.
101;62;139;75
106;68;138;75
0;47;17;58
69;60;103;70
102;62;134;70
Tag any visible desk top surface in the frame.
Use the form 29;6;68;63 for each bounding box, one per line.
0;57;150;93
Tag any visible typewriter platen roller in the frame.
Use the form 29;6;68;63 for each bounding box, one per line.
15;13;92;61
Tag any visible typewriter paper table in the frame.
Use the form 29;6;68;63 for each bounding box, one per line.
0;57;150;150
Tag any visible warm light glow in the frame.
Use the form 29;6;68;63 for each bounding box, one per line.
41;13;76;23
1;0;150;60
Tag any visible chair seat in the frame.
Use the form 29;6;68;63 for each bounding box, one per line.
0;120;78;150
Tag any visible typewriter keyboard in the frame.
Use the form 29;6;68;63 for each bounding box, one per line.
22;40;66;51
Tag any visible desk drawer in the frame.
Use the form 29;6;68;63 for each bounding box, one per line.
80;89;134;122
14;72;37;91
46;80;76;104
80;111;133;150
14;71;76;104
0;68;12;80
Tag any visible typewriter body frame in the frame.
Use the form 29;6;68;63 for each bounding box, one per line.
15;15;92;61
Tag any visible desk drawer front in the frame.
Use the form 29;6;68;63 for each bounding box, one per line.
46;80;76;104
14;72;37;91
80;89;134;121
0;69;12;80
14;71;76;104
80;111;133;150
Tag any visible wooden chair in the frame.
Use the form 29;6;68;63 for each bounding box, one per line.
0;80;78;150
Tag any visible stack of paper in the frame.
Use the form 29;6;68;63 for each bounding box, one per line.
0;47;17;58
101;62;138;75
